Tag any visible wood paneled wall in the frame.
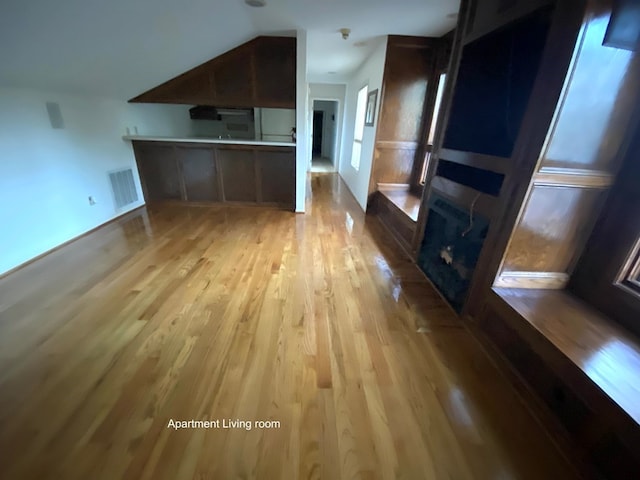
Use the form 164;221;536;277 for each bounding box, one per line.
493;8;640;289
446;1;640;476
129;37;296;109
368;36;441;201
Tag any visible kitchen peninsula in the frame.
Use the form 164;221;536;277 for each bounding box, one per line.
124;35;298;211
125;135;296;211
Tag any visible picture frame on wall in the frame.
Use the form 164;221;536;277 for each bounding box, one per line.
364;89;378;126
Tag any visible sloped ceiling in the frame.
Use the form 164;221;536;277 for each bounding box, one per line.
0;0;459;100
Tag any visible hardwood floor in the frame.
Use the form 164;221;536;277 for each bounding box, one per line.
0;173;580;479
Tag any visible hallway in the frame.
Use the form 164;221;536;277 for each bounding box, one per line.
0;174;579;479
310;157;334;173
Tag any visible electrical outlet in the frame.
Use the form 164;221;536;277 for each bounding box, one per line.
88;196;96;205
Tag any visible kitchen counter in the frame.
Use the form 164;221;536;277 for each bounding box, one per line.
130;137;295;210
123;135;296;147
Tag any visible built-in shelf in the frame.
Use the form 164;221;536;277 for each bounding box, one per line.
430;176;497;220
435;159;505;196
443;5;554;158
438;148;511;175
378;187;420;223
492;287;640;429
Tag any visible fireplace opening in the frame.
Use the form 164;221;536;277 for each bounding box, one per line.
418;192;489;312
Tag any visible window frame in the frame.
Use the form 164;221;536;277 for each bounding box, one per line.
351;85;369;171
419;72;448;185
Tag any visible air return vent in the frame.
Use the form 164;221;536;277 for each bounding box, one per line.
109;168;138;209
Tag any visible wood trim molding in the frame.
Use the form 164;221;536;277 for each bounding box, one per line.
494;271;569;289
533;168;615;188
413;0;473;258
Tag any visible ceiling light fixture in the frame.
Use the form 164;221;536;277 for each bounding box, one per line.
245;0;266;7
340;28;351;40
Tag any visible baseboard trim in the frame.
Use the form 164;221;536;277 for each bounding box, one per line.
0;205;146;280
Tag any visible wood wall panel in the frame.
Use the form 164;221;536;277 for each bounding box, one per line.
376;41;433;142
218;148;257;203
129;37;296;109
501;186;605;274
371;145;417;188
368;36;439;197
214;51;254;103
134;143;182;201
178;147;219;202
254;37;296;107
488;4;640;291
258;149;295;206
148;70;214;105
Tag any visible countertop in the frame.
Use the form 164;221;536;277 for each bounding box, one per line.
123;135;296;147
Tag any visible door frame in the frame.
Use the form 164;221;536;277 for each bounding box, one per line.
308;97;343;172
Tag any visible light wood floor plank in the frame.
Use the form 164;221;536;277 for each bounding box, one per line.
0;173;581;479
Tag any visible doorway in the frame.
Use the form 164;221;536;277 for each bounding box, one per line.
311;100;339;173
312;111;323;156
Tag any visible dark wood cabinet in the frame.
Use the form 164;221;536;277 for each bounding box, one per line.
213;51;254;105
217;148;257;203
177;147;219;202
133;143;182;201
130;36;296;109
254;37;296;107
132;141;295;210
258;149;296;205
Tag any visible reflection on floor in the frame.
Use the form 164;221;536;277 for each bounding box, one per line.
311;156;334;172
0;173;580;479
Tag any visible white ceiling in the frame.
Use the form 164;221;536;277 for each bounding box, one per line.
0;0;459;100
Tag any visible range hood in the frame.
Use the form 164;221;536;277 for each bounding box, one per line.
189;106;254;120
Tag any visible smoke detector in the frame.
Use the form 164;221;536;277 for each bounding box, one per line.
245;0;266;7
340;28;351;40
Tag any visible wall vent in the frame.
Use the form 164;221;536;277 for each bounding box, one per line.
109;168;138;210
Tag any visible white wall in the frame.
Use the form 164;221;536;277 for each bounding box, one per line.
0;87;195;275
295;30;309;213
309;83;346;171
339;37;387;212
258;108;296;142
128;103;195;137
189;119;227;138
